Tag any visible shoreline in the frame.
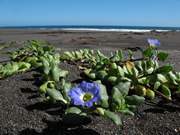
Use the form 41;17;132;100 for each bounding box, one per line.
0;29;180;50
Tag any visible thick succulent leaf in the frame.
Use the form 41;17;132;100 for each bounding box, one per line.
119;109;134;116
110;63;117;70
154;81;161;90
157;52;169;61
107;76;117;85
96;70;108;80
97;82;109;108
143;47;154;57
132;67;139;77
146;89;155;100
11;63;19;72
168;71;178;85
112;87;125;110
157;74;168;83
146;67;154;74
18;62;31;72
47;88;67;103
41;57;50;75
146;60;155;68
25;56;38;65
39;82;48;94
125;61;134;73
59;69;69;78
155;65;173;74
87;73;96;80
50;64;62;81
118;50;123;60
39;81;55;94
65;107;82;114
134;85;146;96
113;82;131;97
125;95;145;105
96;107;105;115
62;82;72;101
138;77;149;85
104;110;122;126
117;66;124;77
83;68;92;76
161;85;171;99
136;61;143;72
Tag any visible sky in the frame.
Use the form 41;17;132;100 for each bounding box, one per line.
0;0;180;27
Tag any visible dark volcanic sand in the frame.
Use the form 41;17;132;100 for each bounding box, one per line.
0;29;180;135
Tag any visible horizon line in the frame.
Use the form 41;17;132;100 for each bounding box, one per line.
0;25;180;28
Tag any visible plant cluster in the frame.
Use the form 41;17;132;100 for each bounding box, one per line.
0;39;179;126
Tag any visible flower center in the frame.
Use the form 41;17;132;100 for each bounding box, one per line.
83;93;93;102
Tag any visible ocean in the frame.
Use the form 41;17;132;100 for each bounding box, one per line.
0;25;180;32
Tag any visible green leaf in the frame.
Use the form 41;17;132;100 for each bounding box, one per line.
136;61;143;72
104;110;122;126
125;95;145;105
41;57;50;75
113;82;131;97
60;70;69;78
97;83;109;108
96;107;105;115
117;66;124;77
157;74;168;83
65;107;82;114
62;82;72;101
146;89;155;100
112;87;125;110
132;67;139;77
47;88;67;103
39;82;48;93
50;64;61;82
161;85;171;99
143;47;154;57
18;62;31;72
157;52;169;61
138;77;149;85
87;73;96;79
118;50;123;60
119;109;134;116
107;76;117;85
39;81;55;94
155;65;173;74
134;85;146;96
96;70;108;80
154;81;161;90
168;71;178;85
146;67;154;74
11;63;19;72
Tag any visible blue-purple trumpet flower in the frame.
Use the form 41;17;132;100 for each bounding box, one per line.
147;38;161;47
68;81;100;108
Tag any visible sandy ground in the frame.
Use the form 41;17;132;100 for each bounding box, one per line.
1;29;180;70
0;29;180;135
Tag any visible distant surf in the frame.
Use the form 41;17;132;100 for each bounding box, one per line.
59;28;170;32
0;25;180;32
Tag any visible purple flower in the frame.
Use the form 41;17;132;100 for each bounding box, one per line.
147;38;160;47
68;81;100;108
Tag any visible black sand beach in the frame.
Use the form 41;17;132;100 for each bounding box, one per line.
0;29;180;135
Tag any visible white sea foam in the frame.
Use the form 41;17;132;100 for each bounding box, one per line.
59;28;170;32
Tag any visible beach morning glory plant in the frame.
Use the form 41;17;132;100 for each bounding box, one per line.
68;81;100;108
147;38;160;47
